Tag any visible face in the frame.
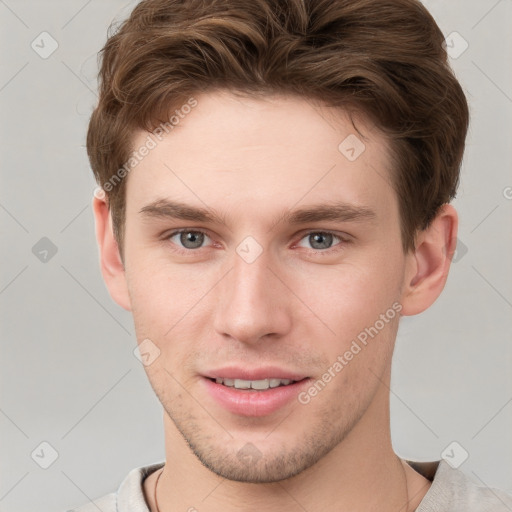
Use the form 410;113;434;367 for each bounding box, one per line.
118;91;410;482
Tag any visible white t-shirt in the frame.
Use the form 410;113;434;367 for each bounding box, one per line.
70;459;512;511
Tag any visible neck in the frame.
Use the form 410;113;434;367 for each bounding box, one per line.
146;374;431;512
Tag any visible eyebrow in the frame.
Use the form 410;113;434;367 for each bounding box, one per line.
139;199;377;230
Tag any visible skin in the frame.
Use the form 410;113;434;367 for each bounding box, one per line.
93;90;458;511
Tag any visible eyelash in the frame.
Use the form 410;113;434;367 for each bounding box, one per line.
163;229;351;256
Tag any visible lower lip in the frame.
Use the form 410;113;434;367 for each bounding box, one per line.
202;377;311;417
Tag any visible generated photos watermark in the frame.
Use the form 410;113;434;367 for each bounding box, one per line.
298;301;403;405
94;96;198;199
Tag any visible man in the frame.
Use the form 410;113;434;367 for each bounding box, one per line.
75;0;512;510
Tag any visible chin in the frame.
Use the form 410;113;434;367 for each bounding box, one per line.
195;451;312;483
183;429;341;484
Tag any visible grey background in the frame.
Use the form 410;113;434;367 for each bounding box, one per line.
1;0;511;510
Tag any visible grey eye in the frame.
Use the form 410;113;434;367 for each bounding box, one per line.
305;232;335;250
171;231;209;249
299;231;341;250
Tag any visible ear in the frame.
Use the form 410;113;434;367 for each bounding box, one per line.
400;204;458;316
92;190;132;311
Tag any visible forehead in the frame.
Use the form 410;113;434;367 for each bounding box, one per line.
125;91;398;226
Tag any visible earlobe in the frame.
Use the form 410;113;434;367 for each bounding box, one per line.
92;193;132;311
400;204;458;316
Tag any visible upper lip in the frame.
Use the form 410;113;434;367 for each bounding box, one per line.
203;366;308;381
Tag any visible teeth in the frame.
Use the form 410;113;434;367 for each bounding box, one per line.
214;377;296;390
270;378;283;388
234;379;251;389
251;379;270;390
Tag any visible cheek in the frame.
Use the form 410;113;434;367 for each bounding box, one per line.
125;259;220;375
291;254;403;340
126;258;209;322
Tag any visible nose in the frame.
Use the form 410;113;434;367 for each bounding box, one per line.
213;245;292;345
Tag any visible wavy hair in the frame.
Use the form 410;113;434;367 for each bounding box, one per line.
87;0;469;255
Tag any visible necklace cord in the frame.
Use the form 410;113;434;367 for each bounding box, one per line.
402;459;411;512
153;467;163;512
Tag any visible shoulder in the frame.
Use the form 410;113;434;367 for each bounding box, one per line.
67;461;165;512
412;459;512;512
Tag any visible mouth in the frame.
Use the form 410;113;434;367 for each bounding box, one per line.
202;374;311;416
207;377;306;391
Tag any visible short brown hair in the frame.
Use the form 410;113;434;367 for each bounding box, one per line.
87;0;469;256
